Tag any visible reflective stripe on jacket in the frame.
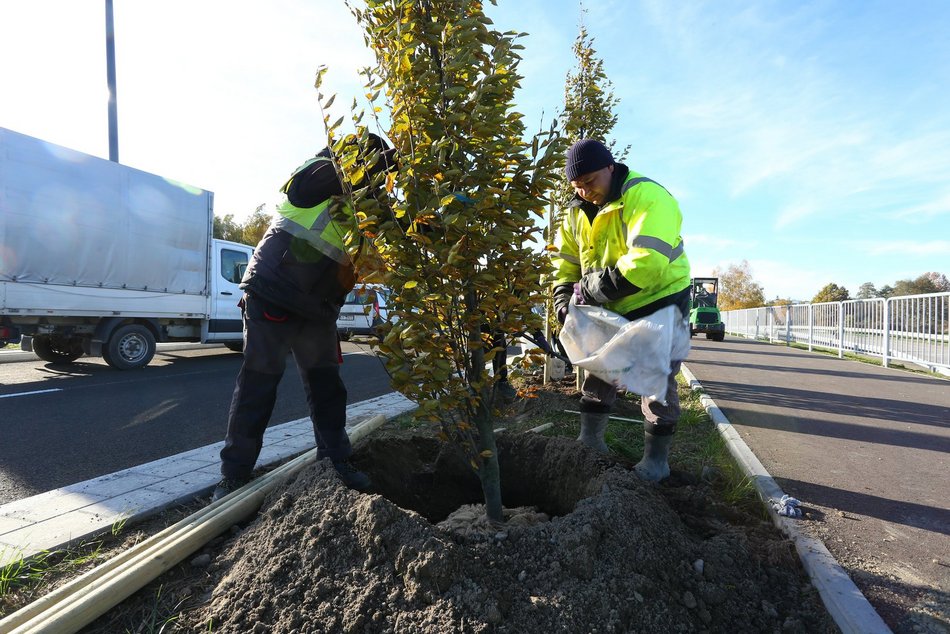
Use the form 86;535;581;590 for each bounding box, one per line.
273;156;356;265
552;168;690;316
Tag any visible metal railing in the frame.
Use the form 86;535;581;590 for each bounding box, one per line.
722;292;950;374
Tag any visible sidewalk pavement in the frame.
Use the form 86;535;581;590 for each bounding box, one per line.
0;392;415;568
684;336;950;633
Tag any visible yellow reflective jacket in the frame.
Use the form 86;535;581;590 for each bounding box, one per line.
552;166;690;317
274;156;356;265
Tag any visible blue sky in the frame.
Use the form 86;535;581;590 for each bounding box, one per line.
1;1;948;301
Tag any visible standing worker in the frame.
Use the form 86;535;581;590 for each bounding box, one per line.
211;133;396;502
551;139;690;481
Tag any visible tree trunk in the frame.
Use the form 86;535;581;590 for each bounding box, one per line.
474;394;503;523
465;286;503;524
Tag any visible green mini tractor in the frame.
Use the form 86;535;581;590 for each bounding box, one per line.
689;277;725;341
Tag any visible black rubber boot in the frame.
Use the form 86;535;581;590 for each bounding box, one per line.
577;412;610;453
634;431;673;482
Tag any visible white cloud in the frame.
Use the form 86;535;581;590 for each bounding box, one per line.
863;240;950;257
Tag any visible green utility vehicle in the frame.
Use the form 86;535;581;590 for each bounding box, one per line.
689;277;725;341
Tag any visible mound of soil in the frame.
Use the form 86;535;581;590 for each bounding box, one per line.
189;432;836;633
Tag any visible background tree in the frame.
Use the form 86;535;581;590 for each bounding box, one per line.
241;204;273;246
557;18;628;212
926;271;950;292
893;273;940;297
878;284;895;299
712;260;765;309
856;282;878;299
340;0;564;523
213;206;273;246
213;213;244;243
812;283;850;303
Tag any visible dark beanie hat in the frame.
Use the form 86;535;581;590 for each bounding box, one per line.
565;139;614;181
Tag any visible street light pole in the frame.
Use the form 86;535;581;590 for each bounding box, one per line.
105;0;119;162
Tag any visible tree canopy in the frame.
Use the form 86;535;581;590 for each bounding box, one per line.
212;205;273;246
712;260;765;310
812;283;850;304
557;21;628;212
852;272;948;299
334;0;563;521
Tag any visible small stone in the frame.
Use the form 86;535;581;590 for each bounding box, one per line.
190;553;212;568
486;604;503;624
693;559;704;575
494;531;508;541
518;570;527;582
683;591;698;609
699;608;713;625
633;592;644;603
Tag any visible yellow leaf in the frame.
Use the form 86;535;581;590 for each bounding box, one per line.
404;280;418;289
480;450;493;458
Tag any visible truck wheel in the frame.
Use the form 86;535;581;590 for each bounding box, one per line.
103;325;156;370
713;332;725;342
224;342;244;353
32;335;84;363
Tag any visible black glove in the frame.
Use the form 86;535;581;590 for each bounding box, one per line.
580;268;641;306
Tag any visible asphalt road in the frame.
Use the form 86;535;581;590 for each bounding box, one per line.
0;342;392;505
684;335;950;630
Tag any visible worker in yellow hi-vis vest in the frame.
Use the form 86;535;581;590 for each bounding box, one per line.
551;139;691;482
212;134;396;502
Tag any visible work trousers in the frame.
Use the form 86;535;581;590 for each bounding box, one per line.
579;360;682;436
219;293;350;479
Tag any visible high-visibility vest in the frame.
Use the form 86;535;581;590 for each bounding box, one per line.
552;169;690;315
272;156;356;265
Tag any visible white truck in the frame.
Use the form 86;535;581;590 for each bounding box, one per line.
0;127;253;369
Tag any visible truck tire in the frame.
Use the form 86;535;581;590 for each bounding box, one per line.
103;324;156;370
32;335;84;363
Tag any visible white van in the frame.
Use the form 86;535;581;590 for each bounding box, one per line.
336;285;390;340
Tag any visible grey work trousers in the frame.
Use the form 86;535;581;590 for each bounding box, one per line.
579;360;682;436
219;293;350;479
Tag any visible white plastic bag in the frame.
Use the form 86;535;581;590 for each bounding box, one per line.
559;303;690;403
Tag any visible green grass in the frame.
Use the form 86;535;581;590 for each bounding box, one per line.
0;515;135;617
0;539;106;615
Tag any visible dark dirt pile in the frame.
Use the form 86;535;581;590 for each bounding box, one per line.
190;433;836;633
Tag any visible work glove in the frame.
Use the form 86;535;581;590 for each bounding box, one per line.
572;282;587;306
771;494;802;518
577;274;605;307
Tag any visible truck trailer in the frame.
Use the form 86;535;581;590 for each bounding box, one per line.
0;127;253;369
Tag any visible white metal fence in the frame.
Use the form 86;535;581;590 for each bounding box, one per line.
721;292;950;373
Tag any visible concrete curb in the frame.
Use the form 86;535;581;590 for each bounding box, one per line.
0;392;416;567
680;363;892;634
